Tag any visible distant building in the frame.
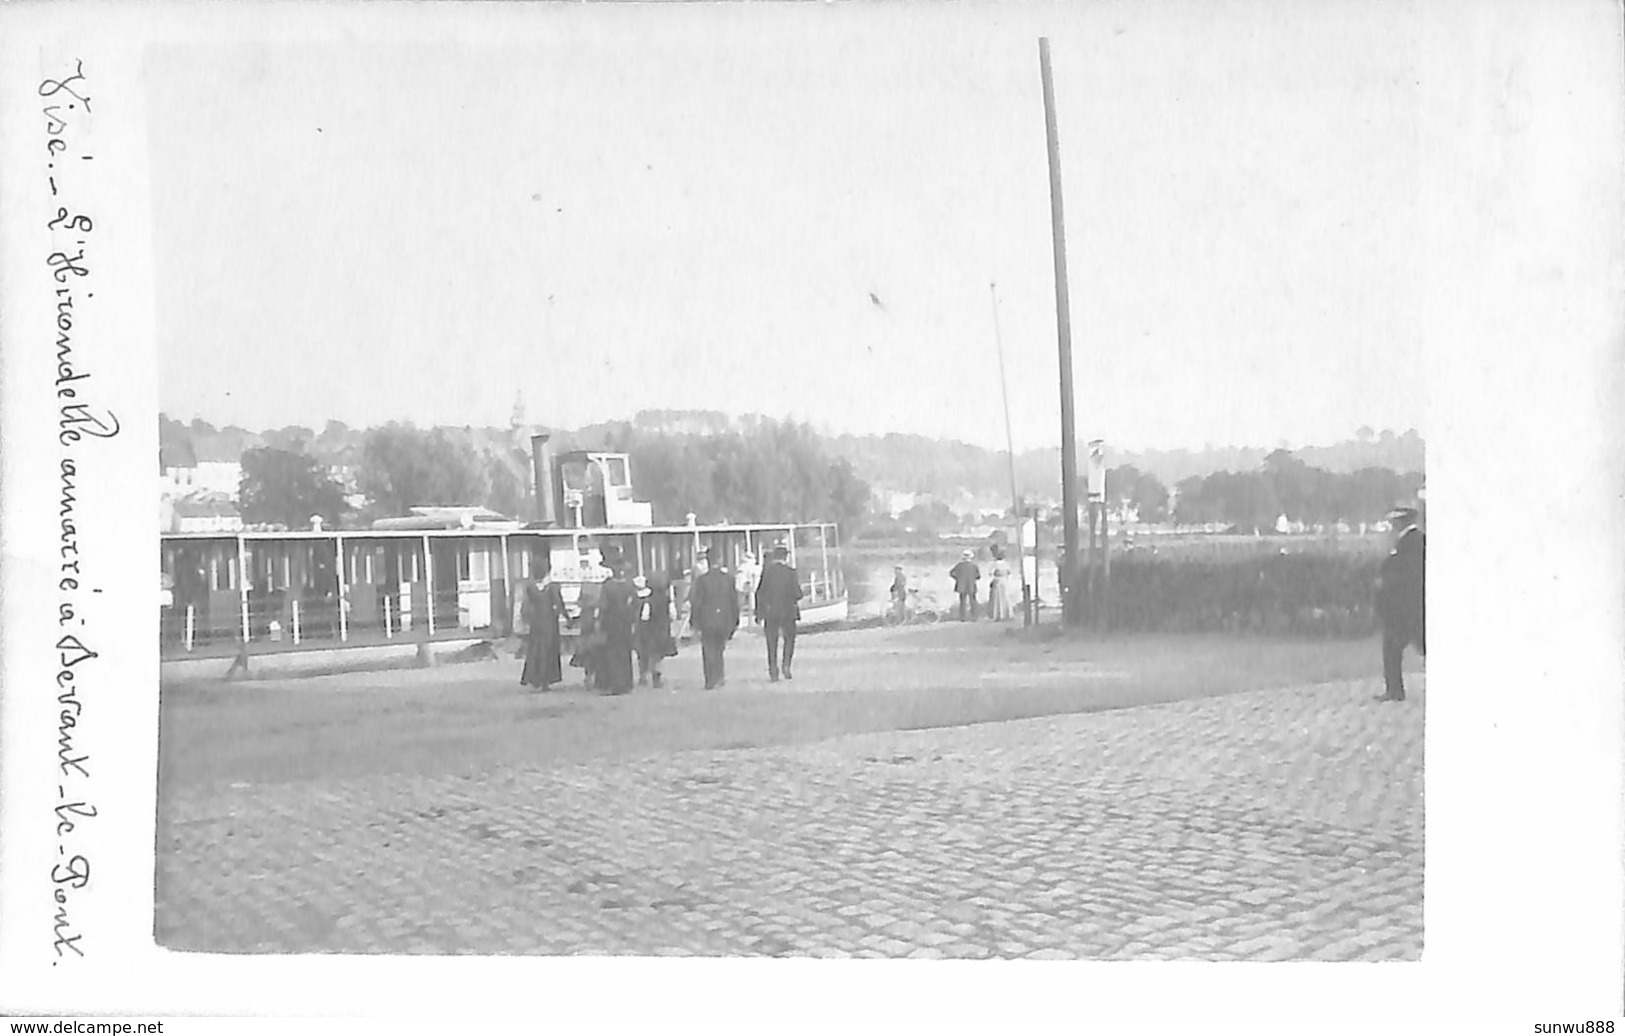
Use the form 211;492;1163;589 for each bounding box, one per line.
168;495;243;534
160;439;244;535
885;491;918;517
160;441;242;500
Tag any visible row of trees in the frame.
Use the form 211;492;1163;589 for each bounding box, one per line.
569;416;871;530
222;415;1419;537
832;428;1425;503
170;412;1425;505
1117;449;1422;531
235;418;872;534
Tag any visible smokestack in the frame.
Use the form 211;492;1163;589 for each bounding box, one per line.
530;434;557;526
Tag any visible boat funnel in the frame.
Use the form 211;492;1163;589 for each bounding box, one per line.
530;433;558;526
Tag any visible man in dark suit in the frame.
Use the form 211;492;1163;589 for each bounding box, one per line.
1375;507;1426;702
688;551;739;689
754;545;804;681
950;550;981;621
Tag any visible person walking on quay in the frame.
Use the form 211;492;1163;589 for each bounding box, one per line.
635;571;678;688
595;549;637;695
1374;506;1426;702
519;552;566;691
736;551;761;618
672;559;695;643
987;546;1012;622
689;550;739;689
950;549;981;622
754;545;804;681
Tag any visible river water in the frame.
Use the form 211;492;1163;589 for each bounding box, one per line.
840;547;1059;620
838;533;1381;620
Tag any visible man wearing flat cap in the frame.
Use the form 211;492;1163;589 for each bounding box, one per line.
754;545;803;681
1375;506;1426;701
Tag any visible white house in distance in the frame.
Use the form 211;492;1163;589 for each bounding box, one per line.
163;460;243;497
164;496;245;534
159;441;243;533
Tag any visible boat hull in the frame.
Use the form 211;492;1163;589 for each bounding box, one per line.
799;596;849;628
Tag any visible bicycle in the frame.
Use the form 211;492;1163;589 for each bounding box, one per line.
883;588;941;626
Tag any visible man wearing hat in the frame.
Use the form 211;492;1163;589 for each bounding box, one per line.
949;549;982;622
688;548;740;689
754;545;804;681
1375;506;1426;701
595;546;637;694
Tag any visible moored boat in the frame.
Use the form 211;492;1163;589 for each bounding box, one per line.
159;448;846;659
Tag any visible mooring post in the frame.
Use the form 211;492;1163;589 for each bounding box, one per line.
415;602;436;668
224;636;251;681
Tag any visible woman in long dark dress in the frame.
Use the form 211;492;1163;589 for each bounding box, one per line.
596;559;637;695
635;572;678;688
570;578;602;687
519;558;565;690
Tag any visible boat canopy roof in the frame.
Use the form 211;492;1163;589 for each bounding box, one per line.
162;520;838;541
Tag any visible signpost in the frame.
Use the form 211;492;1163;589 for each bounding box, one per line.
1021;511;1038;627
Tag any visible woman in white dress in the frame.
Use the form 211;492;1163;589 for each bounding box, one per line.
987;547;1013;622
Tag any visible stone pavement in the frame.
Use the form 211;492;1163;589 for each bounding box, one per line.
155;678;1423;959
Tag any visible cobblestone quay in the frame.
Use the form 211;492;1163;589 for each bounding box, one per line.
156;673;1422;960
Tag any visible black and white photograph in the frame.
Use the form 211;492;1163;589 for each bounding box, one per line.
147;5;1437;963
1;0;1622;1026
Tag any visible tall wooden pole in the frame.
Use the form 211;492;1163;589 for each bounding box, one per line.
1040;37;1082;627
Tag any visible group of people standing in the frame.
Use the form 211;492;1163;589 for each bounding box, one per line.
885;545;1017;624
948;546;1014;622
517;545;673;695
518;544;804;694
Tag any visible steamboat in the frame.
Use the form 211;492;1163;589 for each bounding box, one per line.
159;438;848;659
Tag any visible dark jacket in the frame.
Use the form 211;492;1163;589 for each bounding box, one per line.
754;560;804;624
690;567;740;636
1376;525;1425;644
636;578;677;657
950;560;981;595
598;575;637;646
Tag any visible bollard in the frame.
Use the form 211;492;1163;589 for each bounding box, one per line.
292;599;302;645
415;614;436;668
184;604;195;652
384;596;394;639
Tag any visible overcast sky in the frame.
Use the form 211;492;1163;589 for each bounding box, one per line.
148;1;1424;452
